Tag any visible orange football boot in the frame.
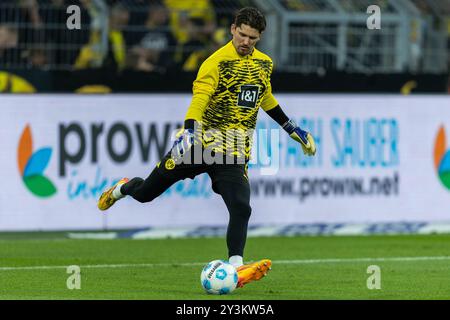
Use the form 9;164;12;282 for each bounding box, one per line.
97;178;129;211
236;259;272;288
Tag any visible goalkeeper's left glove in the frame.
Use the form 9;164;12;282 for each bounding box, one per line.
282;119;316;156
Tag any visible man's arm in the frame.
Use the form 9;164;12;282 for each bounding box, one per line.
184;56;218;126
259;58;315;156
171;59;218;159
265;105;316;156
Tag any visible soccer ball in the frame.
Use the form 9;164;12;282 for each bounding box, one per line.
200;260;238;295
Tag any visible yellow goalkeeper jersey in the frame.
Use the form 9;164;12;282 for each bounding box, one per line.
185;41;279;159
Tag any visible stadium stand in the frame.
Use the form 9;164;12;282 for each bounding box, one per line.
0;0;448;92
0;0;246;71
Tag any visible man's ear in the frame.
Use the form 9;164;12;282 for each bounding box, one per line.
230;24;236;34
258;30;264;40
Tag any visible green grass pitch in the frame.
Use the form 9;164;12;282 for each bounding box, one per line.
0;233;449;299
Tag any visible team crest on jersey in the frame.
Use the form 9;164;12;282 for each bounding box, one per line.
165;158;176;170
237;85;259;109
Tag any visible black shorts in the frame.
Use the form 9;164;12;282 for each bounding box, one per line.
156;151;249;194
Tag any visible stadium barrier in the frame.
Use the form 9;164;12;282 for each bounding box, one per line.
1;94;449;231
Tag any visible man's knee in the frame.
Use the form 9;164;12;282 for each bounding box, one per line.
230;196;252;220
217;181;252;220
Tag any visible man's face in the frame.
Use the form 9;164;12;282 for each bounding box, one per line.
231;23;261;56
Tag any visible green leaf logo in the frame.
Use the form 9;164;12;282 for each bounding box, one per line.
18;125;57;198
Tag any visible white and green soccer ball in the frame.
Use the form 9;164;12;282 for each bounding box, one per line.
200;260;238;295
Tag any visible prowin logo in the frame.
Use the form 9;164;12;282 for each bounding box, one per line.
434;125;450;190
17;125;57;198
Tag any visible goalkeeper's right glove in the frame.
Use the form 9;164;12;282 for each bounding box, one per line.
171;128;195;162
282;119;316;156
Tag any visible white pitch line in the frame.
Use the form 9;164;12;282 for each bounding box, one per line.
1;256;450;272
275;256;450;264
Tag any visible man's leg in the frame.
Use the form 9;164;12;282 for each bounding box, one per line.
120;166;179;203
209;163;272;288
212;178;271;287
98;153;204;210
213;179;252;260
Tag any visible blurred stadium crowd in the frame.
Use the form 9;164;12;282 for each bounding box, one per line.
0;0;254;73
0;0;448;72
0;0;449;93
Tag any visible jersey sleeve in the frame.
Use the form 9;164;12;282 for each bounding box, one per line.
260;59;279;112
184;58;219;122
260;84;279;112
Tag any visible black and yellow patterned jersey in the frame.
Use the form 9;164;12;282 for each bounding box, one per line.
185;41;279;159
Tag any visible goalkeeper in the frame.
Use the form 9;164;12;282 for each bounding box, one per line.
98;7;316;288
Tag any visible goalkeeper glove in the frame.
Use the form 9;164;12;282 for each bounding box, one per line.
172;128;194;158
171;128;196;162
282;119;316;156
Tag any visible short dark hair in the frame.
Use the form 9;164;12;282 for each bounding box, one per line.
233;7;266;33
